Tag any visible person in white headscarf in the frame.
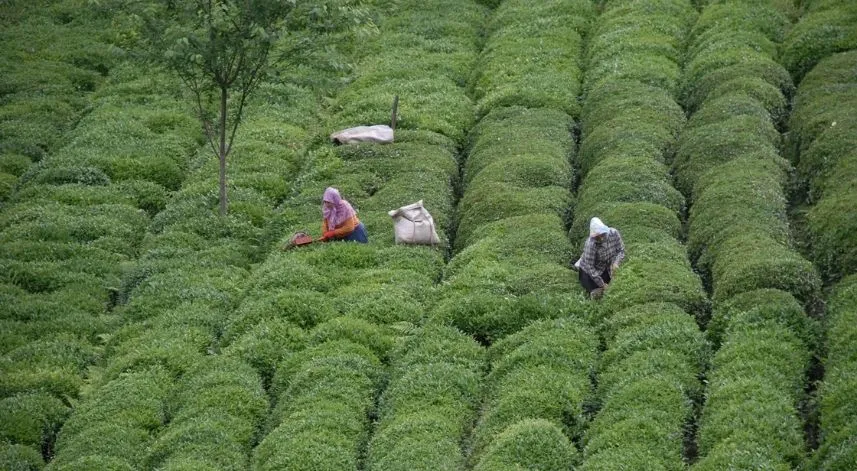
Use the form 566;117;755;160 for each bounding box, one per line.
577;217;625;299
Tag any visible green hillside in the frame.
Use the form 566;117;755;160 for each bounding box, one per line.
2;0;856;469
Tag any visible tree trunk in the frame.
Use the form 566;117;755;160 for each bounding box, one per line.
218;86;228;216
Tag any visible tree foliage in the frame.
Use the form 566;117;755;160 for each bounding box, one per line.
128;0;373;215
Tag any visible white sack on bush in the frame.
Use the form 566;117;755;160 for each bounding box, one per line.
388;200;440;245
330;124;394;145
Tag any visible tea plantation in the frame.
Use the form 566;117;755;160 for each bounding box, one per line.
2;0;856;469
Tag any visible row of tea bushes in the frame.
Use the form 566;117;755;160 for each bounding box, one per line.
41;35;325;465
439;106;586;342
676;1;818;467
445;1;596;466
438;0;590;340
573;2;708;469
470;0;592;119
676;0;820;304
438;1;598;467
692;289;816;470
443;109;594;466
468;319;597;470
788;47;857;470
780;0;857;83
0;3;116;200
0;63;202;468
366;324;484;470
235;1;488;468
788;51;857;283
812;276;857;469
253;320;388;470
80;90;319;469
41;366;173;470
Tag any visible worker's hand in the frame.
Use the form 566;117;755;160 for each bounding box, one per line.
322;231;335;241
610;262;620;276
591;286;605;300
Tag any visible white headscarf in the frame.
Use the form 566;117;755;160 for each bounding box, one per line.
589;217;610;238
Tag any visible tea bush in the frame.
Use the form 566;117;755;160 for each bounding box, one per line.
145;416;251;470
788;51;857;281
144;358;267;470
597;349;703;402
471;0;590;118
696;378;805;466
575;156;685;215
584;378;691;471
709;233;820;303
256;340;380;470
813;276;857;470
708;289;818;350
599;304;709;373
688;157;789;266
473;419;577;471
600;240;708;317
469;318;596;463
0;336;98;399
673;119;784;198
693;437;791;471
779;1;857;82
0;391;69;449
50;367;172;469
1;442;44;471
367;324;484;470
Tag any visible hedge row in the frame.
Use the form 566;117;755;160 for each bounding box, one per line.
676;0;820;304
788;51;857;282
0;5;116;200
44;32;328;469
145;358;268;470
329;0;486;146
812;276;857;469
366;324;485;470
790;53;857;469
574;2;708;469
435;106;585;344
780;0;857;83
694;295;812;470
582;301;708;471
46;366;172;470
254;339;382;470
240;1;486;468
1;51;204;469
470;0;593;119
677;2;819;467
468;318;597;470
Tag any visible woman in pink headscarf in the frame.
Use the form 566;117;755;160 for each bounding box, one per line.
321;187;368;243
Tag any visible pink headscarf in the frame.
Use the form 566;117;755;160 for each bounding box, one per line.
323;187;356;229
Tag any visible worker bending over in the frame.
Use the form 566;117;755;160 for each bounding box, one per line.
578;217;625;299
321;187;368;243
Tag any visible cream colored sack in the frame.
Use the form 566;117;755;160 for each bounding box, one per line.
330;125;394;145
388;200;440;245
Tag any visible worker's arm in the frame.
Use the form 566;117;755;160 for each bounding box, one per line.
329;215;359;238
579;238;606;288
612;231;626;267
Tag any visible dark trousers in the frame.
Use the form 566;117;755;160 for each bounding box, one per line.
342;222;368;243
579;268;611;293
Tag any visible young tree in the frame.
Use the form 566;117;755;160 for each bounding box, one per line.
134;0;372;216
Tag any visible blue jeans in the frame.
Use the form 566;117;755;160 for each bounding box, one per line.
342;222;368;243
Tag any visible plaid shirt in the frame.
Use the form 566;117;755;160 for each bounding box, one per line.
580;229;625;287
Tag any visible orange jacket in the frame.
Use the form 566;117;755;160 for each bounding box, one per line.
322;214;360;238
